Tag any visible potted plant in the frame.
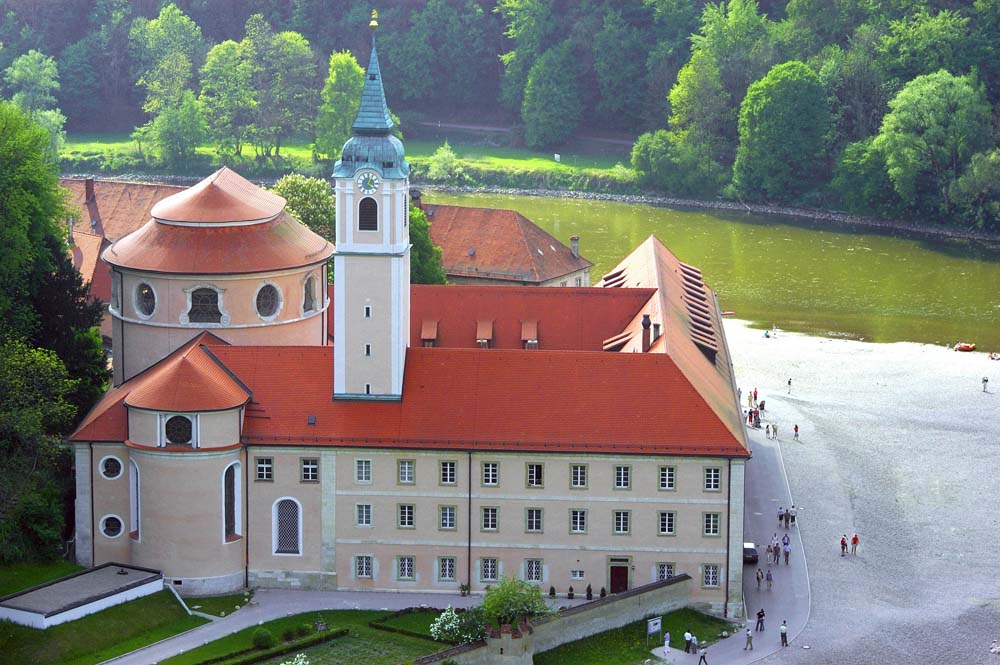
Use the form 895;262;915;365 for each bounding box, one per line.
586;584;593;600
460;583;470;597
567;586;574;600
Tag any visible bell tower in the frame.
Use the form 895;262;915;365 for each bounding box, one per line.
332;11;410;399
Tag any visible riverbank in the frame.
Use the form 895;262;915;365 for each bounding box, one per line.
724;319;1000;664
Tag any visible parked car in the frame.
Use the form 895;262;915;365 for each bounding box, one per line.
743;542;759;564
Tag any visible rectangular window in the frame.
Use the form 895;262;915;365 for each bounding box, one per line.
482;462;499;486
398;459;415;484
614;465;631;489
481;506;498;531
398;504;415;528
364;343;372;357
570;464;587;489
525;559;543;582
355;459;371;483
398;556;414;580
439;557;456;581
364;383;371;395
704;467;721;491
570;569;585;580
480;558;498;582
355;555;373;578
526;508;543;533
440;460;457;485
574;277;582;287
300;458;319;482
439;505;456;530
658;511;676;535
356;503;372;527
657;562;675;581
614;510;631;534
570;509;587;533
659;465;676;491
364;305;372;319
526;463;543;488
703;564;720;588
255;457;273;481
704;512;721;536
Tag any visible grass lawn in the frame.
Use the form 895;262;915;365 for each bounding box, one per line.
0;560;84;597
533;608;736;665
186;590;253;617
0;589;207;665
161;610;441;665
376;608;441;637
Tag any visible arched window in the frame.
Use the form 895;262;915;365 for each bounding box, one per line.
135;283;156;317
129;460;140;540
255;284;280;318
303;276;316;313
223;462;241;542
358;197;378;231
189;288;222;323
273;498;301;555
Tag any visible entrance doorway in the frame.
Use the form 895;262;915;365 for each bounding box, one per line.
608;556;630;593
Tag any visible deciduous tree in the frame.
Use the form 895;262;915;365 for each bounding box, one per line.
199;40;256;156
409;205;447;285
314;51;364;159
272;174;336;240
521;41;581;147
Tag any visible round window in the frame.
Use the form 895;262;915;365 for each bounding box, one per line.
164;415;193;445
101;456;123;479
256;284;280;318
136;283;156;316
101;515;123;538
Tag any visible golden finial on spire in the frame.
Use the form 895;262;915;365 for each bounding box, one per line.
369;9;379;31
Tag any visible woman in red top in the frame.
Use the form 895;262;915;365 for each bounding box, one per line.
840;535;848;556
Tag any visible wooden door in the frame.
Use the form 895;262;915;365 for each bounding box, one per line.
610;565;629;593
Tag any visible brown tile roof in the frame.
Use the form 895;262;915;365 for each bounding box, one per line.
151;167;285;224
424;204;592;284
69;230;108;302
62;179;184;241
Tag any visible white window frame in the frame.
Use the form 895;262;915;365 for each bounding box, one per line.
614;510;631;535
525;558;543;583
99;514;125;539
570;509;587;534
356;503;372;527
160;413;199;448
480;558;499;582
221;461;242;543
132;281;158;320
440;460;457;485
481;506;498;531
614;465;631;489
129;460;141;542
438;557;456;581
439;505;457;530
255;456;273;481
271;496;303;556
398;459;415;484
355;458;372;484
570;464;587;489
526;508;543;533
300;457;319;482
180;283;229;326
659;465;676;491
482;461;499;486
570;569;585;580
99;455;124;480
252;281;284;322
355;555;374;579
703;512;721;537
398;503;415;529
397;556;415;581
658;510;676;536
526;463;543;488
702;564;721;588
657;562;675;581
704;466;722;491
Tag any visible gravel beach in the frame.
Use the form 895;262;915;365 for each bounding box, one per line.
724;320;1000;664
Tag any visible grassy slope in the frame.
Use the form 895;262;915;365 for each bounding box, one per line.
0;589;207;665
376;608;440;637
186;591;254;618
0;560;84;597
533;608;735;665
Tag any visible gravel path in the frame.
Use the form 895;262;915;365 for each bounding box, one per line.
725;320;1000;664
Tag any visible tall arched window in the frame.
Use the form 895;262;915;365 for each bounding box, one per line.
303;276;316;313
189;287;222;323
129;460;140;541
223;462;241;542
358;197;378;231
273;498;301;555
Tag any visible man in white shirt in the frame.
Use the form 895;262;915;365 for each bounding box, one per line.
745;628;754;650
684;630;692;653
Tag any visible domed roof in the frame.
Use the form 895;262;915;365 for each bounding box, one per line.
151;167;285;225
102;168;333;275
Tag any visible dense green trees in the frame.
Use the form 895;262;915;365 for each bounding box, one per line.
314;51;365;159
272;173;337;239
522;41;581;147
409;205;448;285
4;50;66;159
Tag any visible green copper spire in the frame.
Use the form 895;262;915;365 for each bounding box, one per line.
351;14;394;136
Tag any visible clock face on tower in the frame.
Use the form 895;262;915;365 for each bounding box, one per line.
356;172;380;194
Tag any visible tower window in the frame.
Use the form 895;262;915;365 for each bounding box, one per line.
189;288;222;323
359;197;378;231
364;344;372;357
164;415;193;446
303;276;316;313
256;284;280;318
364;305;372;319
135;283;156;317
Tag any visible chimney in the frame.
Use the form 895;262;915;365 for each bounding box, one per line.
410;189;423;210
67;218;74;246
570;235;580;258
85;178;95;203
641;314;651;352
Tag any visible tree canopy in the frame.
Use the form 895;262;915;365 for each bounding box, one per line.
315;51;365;159
272;173;336;240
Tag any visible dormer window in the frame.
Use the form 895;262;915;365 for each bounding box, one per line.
359;197;378;231
189;288;222;323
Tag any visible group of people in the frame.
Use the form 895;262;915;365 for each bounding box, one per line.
748;611;789;648
682;630;709;664
741;385;799;440
840;533;860;556
778;506;798;528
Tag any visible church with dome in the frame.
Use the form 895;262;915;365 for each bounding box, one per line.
70;28;749;618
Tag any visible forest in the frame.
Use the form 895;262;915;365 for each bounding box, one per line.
0;0;998;228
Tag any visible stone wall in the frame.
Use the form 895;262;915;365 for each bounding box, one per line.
416;575;692;665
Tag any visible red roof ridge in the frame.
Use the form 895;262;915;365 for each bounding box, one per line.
150;167;285;225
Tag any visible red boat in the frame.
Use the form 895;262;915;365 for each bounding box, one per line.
955;342;976;352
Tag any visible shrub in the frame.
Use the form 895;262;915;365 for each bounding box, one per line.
297;623;312;637
282;627;297;642
427;140;463;182
483;577;554;626
253;627;277;650
430;605;488;644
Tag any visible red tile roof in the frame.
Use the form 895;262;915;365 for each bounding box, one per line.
62;179;184;241
69;230;109;302
151;168;285;224
424;204;592;284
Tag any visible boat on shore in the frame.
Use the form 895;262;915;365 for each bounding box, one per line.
955;342;976;352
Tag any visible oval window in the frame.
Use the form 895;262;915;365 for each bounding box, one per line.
101;515;123;538
136;283;156;316
256;284;279;318
164;415;193;445
101;456;123;479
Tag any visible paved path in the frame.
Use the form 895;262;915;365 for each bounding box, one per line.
647;424;812;665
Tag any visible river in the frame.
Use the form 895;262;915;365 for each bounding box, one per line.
424;191;1000;351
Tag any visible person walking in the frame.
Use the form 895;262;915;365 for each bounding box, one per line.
691;635;699;655
698;644;709;665
744;628;754;650
772;423;778;440
778;507;784;527
790;505;797;526
765;423;771;439
794;424;799;440
783;509;790;529
765;568;773;589
756;608;766;631
753;387;758;404
841;534;848;556
756;567;764;589
782;533;790;548
783;543;791;565
664;631;670;654
684;630;692;653
787;378;792;394
774;544;781;564
780;621;788;646
851;533;859;555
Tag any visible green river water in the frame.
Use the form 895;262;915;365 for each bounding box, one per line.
425;192;1000;350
